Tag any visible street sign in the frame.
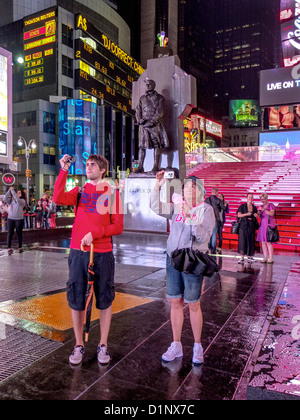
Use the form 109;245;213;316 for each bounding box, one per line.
2;173;15;186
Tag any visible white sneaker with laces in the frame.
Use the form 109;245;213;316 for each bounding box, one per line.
192;343;204;365
97;344;111;364
162;341;183;362
69;345;85;365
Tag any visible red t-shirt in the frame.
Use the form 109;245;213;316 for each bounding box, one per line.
53;170;123;253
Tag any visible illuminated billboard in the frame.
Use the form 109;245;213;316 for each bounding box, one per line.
264;104;300;129
229;100;261;128
280;0;299;21
0;47;12;166
260;66;300;107
260;130;300;147
0;54;8;133
23;7;57;88
75;14;144;116
59;99;98;175
190;114;223;138
280;1;300;66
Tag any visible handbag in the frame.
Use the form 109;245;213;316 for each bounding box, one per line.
267;213;280;242
170;226;218;277
231;219;240;235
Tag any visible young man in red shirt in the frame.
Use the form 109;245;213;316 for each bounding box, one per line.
53;154;123;365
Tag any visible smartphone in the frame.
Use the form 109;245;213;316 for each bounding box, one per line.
164;170;175;179
68;156;76;163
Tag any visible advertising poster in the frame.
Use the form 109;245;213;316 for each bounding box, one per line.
229;100;261;128
0;54;8;133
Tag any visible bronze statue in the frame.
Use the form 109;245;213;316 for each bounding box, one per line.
135;79;169;173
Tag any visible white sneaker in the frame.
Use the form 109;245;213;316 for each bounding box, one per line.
97;344;111;364
162;341;183;362
192;343;204;365
69;345;85;365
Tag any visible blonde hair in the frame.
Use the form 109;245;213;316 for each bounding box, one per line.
260;193;268;200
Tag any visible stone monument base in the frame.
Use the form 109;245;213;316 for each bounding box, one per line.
123;177;167;233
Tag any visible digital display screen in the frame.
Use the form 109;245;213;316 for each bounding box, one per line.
59;99;98;175
229;100;261;128
260;130;300;147
282;38;300;66
0;131;7;156
260;66;300;107
280;0;297;21
75;14;144;116
0;54;8;132
23;7;57;88
264;104;300;130
280;2;300;67
76;14;144;77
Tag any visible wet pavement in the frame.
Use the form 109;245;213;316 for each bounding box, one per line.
0;229;299;401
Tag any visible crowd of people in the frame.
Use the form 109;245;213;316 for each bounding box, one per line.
201;187;276;264
0;189;57;255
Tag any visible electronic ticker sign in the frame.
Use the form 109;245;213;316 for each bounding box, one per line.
75;14;144;116
23;7;57;88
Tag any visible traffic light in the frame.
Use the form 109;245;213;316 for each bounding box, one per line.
26;169;32;178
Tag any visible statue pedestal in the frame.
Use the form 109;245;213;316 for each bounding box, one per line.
123;177;167;233
132;55;197;179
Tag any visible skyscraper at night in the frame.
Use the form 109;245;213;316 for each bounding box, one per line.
131;0;280;120
213;0;280;119
139;0;215;116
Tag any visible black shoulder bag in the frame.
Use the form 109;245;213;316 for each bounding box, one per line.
267;210;280;243
171;225;218;278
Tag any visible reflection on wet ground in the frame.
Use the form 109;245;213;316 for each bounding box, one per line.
0;230;299;400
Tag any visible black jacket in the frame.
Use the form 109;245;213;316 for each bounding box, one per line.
205;195;226;222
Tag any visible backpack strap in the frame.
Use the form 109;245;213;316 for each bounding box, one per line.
75;186;85;215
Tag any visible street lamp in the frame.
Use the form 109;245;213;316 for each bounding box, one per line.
17;136;37;204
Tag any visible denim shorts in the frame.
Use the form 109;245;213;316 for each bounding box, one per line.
67;249;115;311
166;255;204;303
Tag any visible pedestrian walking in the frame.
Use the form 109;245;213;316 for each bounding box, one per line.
150;172;215;365
4;187;26;255
53;154;123;365
257;193;276;264
237;193;259;264
205;188;227;254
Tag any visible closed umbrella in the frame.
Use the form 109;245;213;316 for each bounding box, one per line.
82;243;95;342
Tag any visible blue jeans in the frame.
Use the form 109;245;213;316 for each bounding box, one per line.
166;255;204;303
209;222;218;254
